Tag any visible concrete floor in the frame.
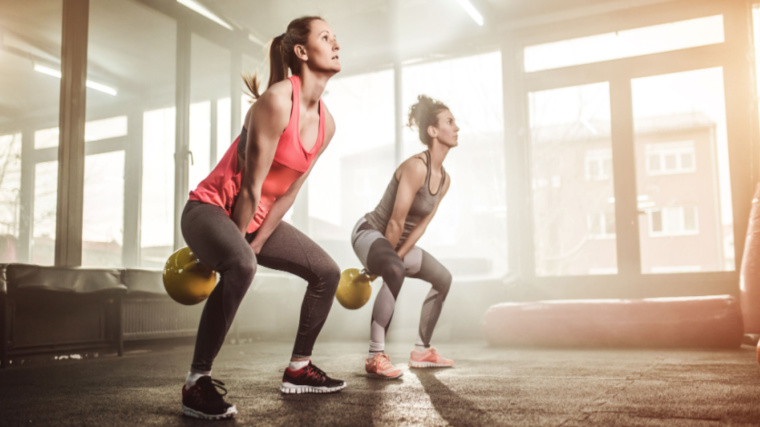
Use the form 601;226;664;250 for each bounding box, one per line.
1;340;760;426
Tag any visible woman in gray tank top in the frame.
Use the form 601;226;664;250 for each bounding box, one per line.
351;94;457;379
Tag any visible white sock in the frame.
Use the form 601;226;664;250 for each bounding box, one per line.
289;359;309;371
185;370;210;389
415;335;427;352
369;339;384;355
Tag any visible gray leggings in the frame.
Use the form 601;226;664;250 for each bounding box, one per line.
181;200;340;371
351;218;452;352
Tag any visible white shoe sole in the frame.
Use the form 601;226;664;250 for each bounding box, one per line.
280;382;346;394
408;361;454;368
182;404;237;420
366;370;403;380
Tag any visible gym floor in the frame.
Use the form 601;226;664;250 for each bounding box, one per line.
1;340;759;426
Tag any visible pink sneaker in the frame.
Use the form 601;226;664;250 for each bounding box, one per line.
409;347;454;368
365;353;403;379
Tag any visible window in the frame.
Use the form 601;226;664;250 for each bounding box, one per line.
753;5;760;144
646;141;696;175
35;128;59;150
529;82;616;276
84;116;127;142
33;161;57;265
0;134;22;262
524;15;724;72
82;151;124;266
216;97;232;163
633;67;732;273
188;33;231;191
648;206;698;236
585;149;612;180
80;116;128;267
588;211;616;238
188;100;211;190
87;0;178;267
142;108;175;268
650;265;701;273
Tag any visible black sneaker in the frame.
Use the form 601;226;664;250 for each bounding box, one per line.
280;361;346;394
182;376;238;420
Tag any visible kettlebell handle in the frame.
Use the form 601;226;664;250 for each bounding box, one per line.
360;268;378;282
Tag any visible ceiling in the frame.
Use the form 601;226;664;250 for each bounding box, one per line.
0;0;672;129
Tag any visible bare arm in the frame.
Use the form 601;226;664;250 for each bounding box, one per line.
396;172;450;259
249;108;337;254
230;82;292;235
384;156;427;251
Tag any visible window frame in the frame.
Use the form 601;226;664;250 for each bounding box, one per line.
505;0;753;298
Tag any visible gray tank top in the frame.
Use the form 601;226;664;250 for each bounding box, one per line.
364;150;445;245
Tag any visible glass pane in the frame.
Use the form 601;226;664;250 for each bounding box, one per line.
633;67;733;273
189;34;230;191
89;0;177;267
647;154;660;173
0;134;22;262
35;128;60;150
684;207;697;231
681;152;694;169
85;116;127;142
216;97;231;164
82;151;124;266
33;161;57;265
241;94;249;127
529;82;616;276
241;53;260;127
142;108;176;268
525;15;724;72
755;4;760;187
605;211;616;235
0;1;62;136
312;70;395;267
189;100;211;189
0;1;62;263
664;153;677;170
651;210;662;233
401;51;507;278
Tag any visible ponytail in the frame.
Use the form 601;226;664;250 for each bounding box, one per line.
242;16;323;100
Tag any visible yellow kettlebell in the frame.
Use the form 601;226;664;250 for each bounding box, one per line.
335;268;378;309
163;246;218;305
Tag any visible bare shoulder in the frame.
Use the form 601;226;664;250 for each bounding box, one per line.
266;78;294;97
254;79;293;117
396;153;427;184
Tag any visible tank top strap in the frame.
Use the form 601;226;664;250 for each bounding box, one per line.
316;98;326;153
286;76;300;133
423;150;432;185
437;166;446;195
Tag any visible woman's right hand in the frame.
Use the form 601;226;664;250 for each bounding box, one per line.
250;240;262;255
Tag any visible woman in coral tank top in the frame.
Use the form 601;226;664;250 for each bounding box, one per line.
179;16;344;420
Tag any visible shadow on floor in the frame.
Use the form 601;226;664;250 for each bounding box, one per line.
414;368;501;426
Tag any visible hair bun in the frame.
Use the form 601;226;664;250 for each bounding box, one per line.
407;95;449;146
